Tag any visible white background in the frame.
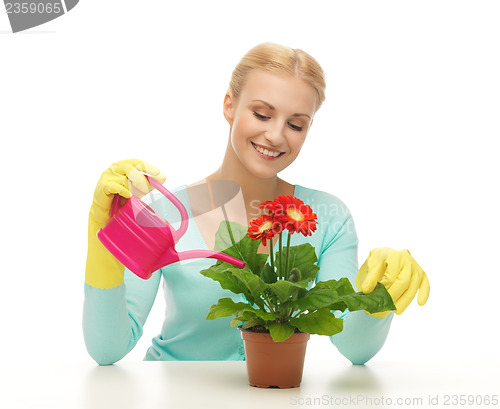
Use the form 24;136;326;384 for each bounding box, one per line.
1;0;499;368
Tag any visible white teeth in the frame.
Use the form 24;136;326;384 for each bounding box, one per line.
253;143;281;157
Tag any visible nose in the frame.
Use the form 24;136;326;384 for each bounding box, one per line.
263;121;286;147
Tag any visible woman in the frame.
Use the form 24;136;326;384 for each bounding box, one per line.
83;42;429;365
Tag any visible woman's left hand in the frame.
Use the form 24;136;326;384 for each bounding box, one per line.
356;247;430;318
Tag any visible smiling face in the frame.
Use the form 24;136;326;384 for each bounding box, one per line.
223;69;317;180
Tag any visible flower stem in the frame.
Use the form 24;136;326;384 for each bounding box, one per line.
278;232;283;280
263;297;275;314
269;236;274;273
285;232;291;280
224;220;236;248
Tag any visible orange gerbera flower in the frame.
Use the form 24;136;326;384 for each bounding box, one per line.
247;214;277;246
268;195;318;237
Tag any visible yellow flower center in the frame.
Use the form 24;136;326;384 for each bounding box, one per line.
287;208;304;222
260;221;273;232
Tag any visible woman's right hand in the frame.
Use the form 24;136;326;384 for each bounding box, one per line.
356;247;430;318
86;159;166;289
90;159;167;227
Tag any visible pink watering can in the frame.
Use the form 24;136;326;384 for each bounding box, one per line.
97;175;245;280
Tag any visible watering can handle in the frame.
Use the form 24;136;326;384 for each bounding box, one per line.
147;176;189;240
110;193;122;218
109;176;189;242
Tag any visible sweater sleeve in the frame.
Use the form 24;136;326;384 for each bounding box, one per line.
315;198;393;365
82;268;162;365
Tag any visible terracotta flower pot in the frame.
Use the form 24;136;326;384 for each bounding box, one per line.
240;327;310;388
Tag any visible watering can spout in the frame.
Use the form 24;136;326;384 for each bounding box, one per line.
179;250;245;269
150;248;245;274
155;250;245;270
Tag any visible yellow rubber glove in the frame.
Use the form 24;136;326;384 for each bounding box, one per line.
85;159;166;289
355;247;430;319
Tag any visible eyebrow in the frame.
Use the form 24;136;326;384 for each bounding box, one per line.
251;99;311;119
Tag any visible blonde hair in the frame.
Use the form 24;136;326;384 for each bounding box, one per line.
228;42;326;113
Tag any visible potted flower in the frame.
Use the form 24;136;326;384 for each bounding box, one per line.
200;195;395;388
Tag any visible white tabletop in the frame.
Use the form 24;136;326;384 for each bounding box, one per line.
2;360;499;409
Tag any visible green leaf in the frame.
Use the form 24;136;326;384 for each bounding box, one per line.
253;309;280;321
213;221;268;276
235;309;259;322
241;318;264;329
268;322;296;342
261;263;277;283
200;265;250;298
290;308;344;336
337;282;396;314
267;280;302;303
213;220;249;253
206;298;257;320
226;268;269;309
294;277;355;311
202;262;271;307
315;277;355;294
274;243;319;285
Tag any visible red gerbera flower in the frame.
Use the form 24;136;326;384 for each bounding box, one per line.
247;214;278;246
270;195;318;237
259;200;275;213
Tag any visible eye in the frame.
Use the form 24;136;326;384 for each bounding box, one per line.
288;123;303;132
253;111;303;131
253;112;269;120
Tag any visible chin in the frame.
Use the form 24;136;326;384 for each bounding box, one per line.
238;148;292;179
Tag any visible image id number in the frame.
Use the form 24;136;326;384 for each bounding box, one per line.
5;2;62;14
443;395;499;406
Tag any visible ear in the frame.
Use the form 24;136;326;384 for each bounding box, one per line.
223;92;235;127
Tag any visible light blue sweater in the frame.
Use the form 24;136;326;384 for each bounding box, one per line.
82;184;393;365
